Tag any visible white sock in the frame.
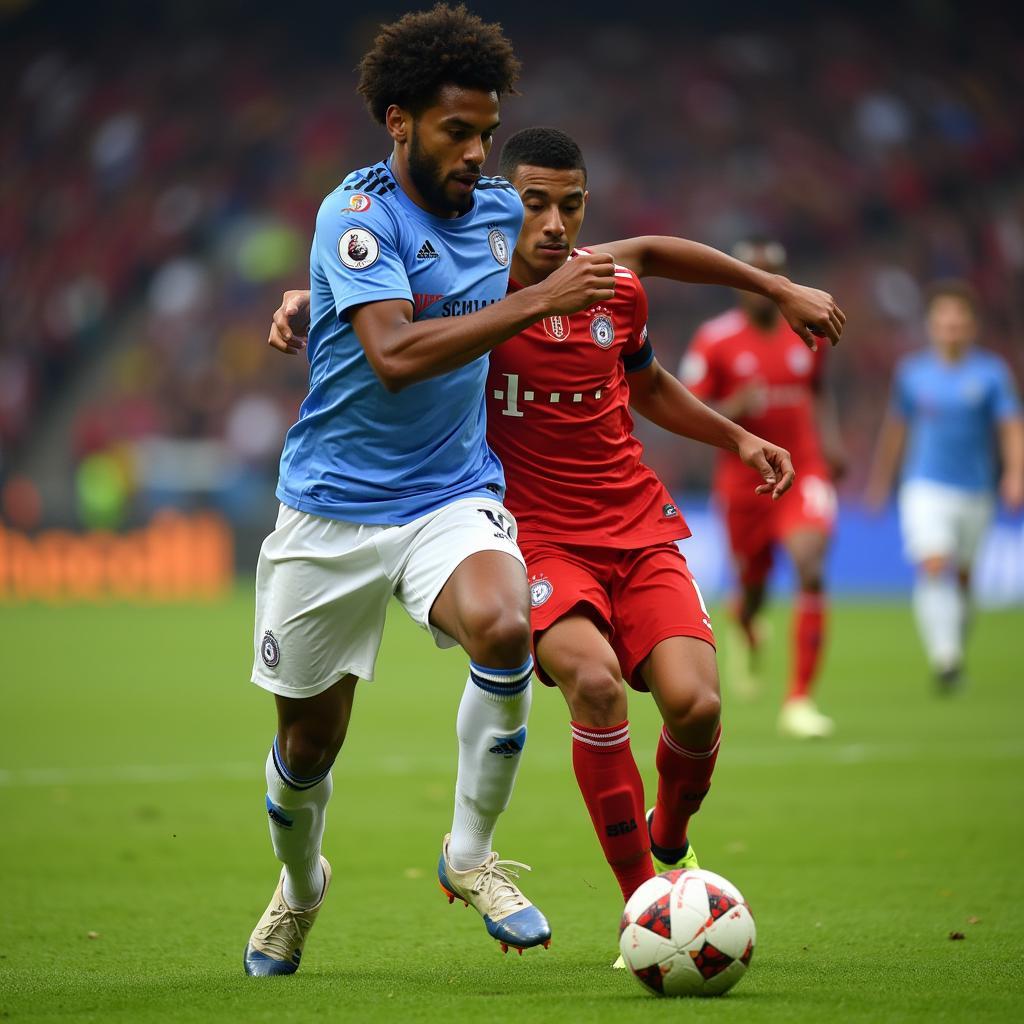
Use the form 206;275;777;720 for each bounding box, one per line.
448;658;533;871
265;739;331;910
912;573;964;671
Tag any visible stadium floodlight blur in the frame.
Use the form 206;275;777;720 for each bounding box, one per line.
1;0;1022;601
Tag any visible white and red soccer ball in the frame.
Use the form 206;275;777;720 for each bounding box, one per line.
619;868;756;997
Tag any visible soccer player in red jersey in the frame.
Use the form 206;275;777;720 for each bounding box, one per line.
681;239;847;738
268;130;844;921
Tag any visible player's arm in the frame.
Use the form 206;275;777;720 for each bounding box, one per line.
266;257;615;388
628;358;794;500
590;236;844;350
863;411;907;510
997;415;1024;511
351;256;612;391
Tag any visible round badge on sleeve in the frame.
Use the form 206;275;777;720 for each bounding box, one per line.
261;630;281;668
339;228;380;270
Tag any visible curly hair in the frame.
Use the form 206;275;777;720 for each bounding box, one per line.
357;4;521;125
498;127;587;182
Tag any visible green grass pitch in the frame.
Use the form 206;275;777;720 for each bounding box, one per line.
2;591;1022;1022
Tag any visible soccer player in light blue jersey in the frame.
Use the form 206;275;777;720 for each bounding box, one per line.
243;6;616;976
867;280;1024;690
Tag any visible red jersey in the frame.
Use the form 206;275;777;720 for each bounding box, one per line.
681;309;828;492
486;251;690;549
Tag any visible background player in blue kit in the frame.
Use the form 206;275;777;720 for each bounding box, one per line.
867;280;1024;690
243;5;616;975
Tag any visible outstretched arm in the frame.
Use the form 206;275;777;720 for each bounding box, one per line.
628;359;795;500
591;236;844;350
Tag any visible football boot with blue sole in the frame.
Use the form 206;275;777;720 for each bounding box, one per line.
438;834;551;954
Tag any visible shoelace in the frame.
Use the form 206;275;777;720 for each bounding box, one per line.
470;854;532;918
254;899;315;960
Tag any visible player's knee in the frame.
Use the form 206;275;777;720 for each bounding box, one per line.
567;662;627;726
663;687;721;741
277;721;346;779
463;603;531;667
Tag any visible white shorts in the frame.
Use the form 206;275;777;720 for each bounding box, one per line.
898;479;994;568
251;497;525;697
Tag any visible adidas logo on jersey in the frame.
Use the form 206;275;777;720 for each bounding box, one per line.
416;240;441;260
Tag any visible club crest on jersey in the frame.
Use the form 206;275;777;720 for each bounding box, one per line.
590;313;615;349
340;228;379;270
543;316;571;342
786;345;813;375
344;192;372;213
261;630;280;668
488;228;510;266
529;577;553;608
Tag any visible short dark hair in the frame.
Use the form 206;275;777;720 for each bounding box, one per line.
498;127;587;183
356;3;521;125
925;278;979;315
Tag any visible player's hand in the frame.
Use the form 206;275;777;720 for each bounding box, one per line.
269;289;311;355
537;252;616;315
738;432;795;501
1000;471;1024;513
773;279;846;351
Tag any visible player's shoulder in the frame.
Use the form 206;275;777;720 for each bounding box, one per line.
318;160;403;229
692;309;748;347
896;347;932;377
473;174;524;214
970;346;1014;378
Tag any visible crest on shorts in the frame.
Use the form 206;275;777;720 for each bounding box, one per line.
261;630;281;668
488;228;510;266
529;576;553;608
339;228;380;270
590;313;615;349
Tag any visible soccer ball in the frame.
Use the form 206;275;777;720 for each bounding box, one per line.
618;868;755;997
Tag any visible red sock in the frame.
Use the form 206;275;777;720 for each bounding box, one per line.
788;591;827;700
571;721;654;902
651;725;721;854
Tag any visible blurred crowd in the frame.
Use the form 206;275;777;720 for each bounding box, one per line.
3;10;1023;528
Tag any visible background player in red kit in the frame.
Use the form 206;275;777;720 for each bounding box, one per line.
681;239;847;739
267;131;844;930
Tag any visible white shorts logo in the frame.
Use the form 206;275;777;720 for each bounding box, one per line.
530;578;553;607
339;228;380;270
261;630;281;668
488;228;510;266
590;314;615;349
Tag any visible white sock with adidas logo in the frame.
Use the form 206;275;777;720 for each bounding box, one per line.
448;658;534;871
265;739;331;911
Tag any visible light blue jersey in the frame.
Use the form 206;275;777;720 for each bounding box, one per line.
277;159;524;524
893;347;1021;492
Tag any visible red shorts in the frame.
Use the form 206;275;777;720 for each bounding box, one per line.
719;473;837;587
520;540;716;692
